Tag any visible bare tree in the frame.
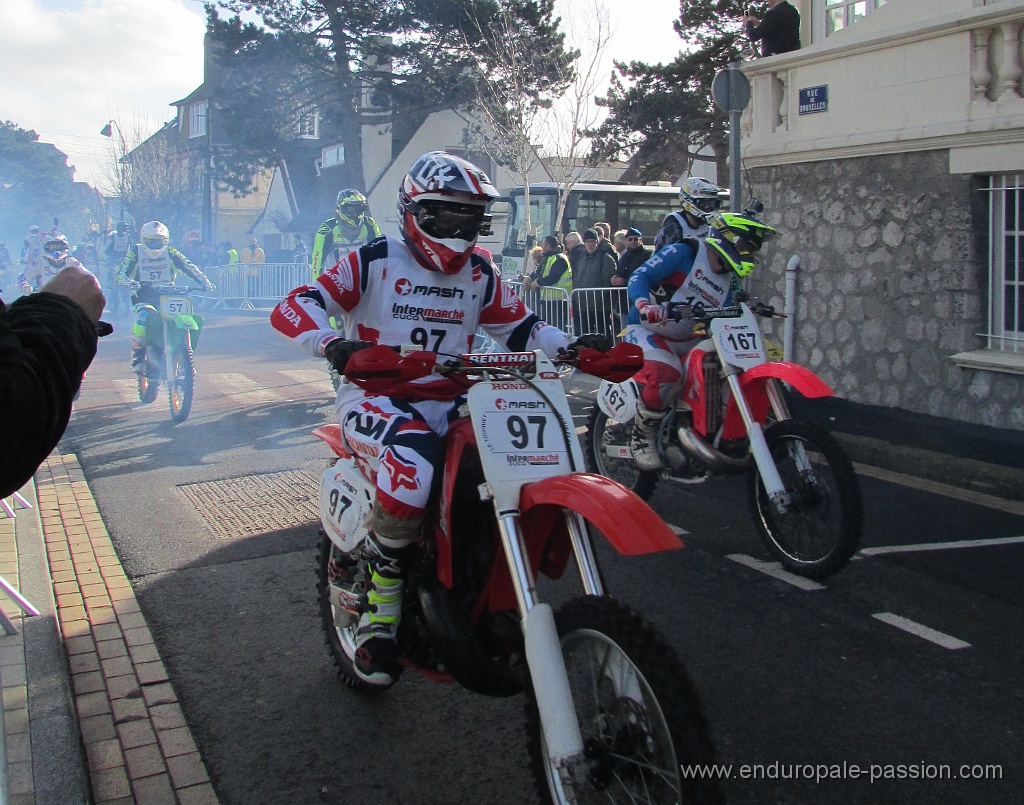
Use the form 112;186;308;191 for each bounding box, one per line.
100;116;201;238
457;1;576;253
538;1;613;236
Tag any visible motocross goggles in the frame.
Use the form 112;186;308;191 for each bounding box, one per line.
143;237;167;250
691;196;723;213
44;243;67;259
413;200;492;240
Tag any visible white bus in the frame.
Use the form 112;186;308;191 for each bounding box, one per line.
497;181;680;277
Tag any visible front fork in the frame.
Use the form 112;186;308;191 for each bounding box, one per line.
724;367;791;513
494;510;591;774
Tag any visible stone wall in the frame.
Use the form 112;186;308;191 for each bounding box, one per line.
744;149;1024;431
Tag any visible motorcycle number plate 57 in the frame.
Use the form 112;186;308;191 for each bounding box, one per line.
468;354;583;514
711;304;766;370
159;296;192;317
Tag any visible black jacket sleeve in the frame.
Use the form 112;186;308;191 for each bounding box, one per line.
0;294;98;497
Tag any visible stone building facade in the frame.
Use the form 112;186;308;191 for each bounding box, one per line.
746;149;1024;430
740;0;1024;432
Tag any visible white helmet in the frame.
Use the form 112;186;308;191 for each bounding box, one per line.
140;221;170;260
680;177;728;222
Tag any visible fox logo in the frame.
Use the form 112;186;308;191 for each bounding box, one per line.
382;451;419;493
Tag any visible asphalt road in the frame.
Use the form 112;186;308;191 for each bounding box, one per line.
59;309;1024;804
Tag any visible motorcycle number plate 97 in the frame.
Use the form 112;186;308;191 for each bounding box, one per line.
160;296;192;317
469;370;583;513
711;305;766;370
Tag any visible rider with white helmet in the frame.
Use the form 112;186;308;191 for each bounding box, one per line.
271;151;593;687
23;232;83;291
653;177;729;252
116;221;215;372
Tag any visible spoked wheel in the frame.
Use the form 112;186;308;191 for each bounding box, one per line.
748;419;863;579
585;406;658;501
315;531;390;693
168;340;195;423
526;596;722;805
137;367;159;404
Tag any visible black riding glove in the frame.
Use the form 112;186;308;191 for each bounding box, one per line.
323;338;373;374
568;333;613;353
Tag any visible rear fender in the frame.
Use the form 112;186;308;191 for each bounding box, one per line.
313;424;350;458
721;362;834;439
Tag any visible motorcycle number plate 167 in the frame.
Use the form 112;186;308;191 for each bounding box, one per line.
469;365;584;513
159;296;192;317
710;304;766;370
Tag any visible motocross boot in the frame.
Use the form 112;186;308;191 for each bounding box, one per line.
130;346;147;374
631;400;667;472
354;531;415;687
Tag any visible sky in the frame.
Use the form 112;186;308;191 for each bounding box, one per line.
0;0;687;190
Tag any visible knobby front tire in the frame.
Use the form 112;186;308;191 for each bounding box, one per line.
137;371;159;404
525;595;722;805
748;419;863;579
168;340;195;423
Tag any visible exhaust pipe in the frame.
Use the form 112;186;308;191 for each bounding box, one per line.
676;426;750;474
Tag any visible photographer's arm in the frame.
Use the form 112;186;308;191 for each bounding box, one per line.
0;289;100;497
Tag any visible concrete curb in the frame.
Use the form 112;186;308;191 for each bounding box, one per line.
835;434;1024;502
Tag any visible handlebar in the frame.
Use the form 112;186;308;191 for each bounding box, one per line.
664;299;786;322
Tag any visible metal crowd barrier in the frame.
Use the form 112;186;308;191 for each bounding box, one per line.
506;281;629;344
200;263;311;310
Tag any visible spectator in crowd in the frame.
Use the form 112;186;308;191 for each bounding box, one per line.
612;229;628;258
572;228;617;337
241;236;266;298
1;264;105;497
563;231;585;272
613;228;653;286
225;242;239;265
744;0;801;57
292;234;309;265
522;235;572;328
593;222;617;262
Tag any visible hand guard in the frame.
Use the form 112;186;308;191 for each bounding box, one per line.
324;338;373;375
636;299;667;325
568;333;612;353
124;279;141;291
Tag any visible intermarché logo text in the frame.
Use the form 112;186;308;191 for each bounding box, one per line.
680;762;1003;784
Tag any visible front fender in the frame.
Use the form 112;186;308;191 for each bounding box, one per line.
519;473;682;556
739;361;833;399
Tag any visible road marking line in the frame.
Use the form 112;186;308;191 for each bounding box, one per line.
207;372;283;405
872;612;971;650
279;368;330;385
666;522;689;536
111;378;141;404
853;462;1024;516
859;535;1024;557
727;554;825;591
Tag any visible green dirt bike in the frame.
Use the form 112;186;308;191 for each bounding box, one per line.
134;285;203;422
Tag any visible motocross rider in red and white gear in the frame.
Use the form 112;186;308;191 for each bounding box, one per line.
24;232;82;292
625;212;777;471
271;152;578;686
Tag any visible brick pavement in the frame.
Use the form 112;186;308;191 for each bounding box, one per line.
1;454;218;805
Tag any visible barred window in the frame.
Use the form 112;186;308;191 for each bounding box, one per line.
988;175;1024;352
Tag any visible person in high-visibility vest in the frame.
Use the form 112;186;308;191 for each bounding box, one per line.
522;234;571;328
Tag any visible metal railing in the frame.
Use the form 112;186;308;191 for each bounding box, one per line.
200;263;311;310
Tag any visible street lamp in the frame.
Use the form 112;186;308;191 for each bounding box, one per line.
100;119;128;223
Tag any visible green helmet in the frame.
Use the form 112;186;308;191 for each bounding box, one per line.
336;189;369;228
705;212;777;278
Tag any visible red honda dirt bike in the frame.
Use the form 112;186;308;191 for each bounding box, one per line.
587;299;863;579
313;343;722;804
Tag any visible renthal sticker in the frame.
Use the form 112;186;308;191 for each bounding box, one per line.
466;352;534;366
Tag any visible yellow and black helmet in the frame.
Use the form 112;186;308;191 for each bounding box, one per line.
706;212;777;278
